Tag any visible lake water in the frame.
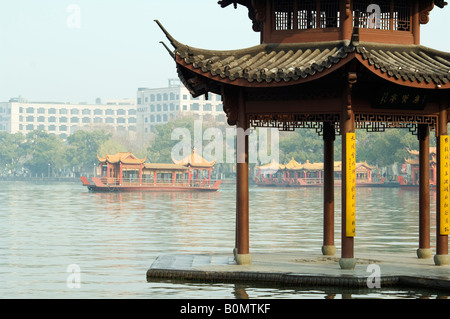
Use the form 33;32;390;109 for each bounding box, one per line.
0;181;447;299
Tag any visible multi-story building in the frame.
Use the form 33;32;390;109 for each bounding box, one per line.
136;79;225;139
0;96;137;139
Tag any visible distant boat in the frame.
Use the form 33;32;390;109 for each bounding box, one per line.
81;150;221;192
254;158;391;187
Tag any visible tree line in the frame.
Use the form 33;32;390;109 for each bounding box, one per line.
0;115;430;178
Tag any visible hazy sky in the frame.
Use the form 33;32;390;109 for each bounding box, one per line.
0;1;448;103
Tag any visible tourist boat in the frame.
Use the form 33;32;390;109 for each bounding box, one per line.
81;150;221;192
254;158;389;187
398;148;437;190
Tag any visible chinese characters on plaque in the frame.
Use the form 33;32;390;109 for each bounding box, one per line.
346;133;356;238
374;88;428;110
440;135;450;236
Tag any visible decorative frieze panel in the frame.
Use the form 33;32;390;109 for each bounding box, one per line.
248;113;341;135
354;113;437;135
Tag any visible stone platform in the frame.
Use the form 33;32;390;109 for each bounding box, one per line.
146;252;450;291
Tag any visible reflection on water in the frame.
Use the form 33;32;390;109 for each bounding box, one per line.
0;181;443;298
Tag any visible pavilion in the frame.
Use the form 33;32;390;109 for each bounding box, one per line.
157;0;450;268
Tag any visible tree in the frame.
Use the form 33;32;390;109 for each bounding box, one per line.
356;129;418;166
66;130;111;175
23;130;66;176
147;116;196;163
0;132;26;175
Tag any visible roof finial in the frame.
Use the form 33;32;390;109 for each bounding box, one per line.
154;20;181;50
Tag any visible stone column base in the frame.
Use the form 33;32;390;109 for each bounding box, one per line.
434;254;450;266
236;254;252;265
339;258;356;270
321;245;336;256
417;248;432;259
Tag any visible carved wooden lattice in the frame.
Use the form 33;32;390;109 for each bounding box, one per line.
248;113;437;136
354;114;437;135
248;113;341;135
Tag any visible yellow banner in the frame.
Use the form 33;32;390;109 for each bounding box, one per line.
346;133;356;237
440;135;450;236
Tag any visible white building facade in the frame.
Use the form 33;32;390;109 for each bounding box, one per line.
136;79;225;139
0;97;137;139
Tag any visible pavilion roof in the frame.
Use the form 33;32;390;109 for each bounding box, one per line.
156;21;450;93
256;159;284;171
98;152;147;165
172;149;216;168
284;157;302;170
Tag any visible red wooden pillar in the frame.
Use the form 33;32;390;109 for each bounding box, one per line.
340;72;357;270
322;122;336;256
139;163;143;185
119;162;123;185
153;170;157;185
435;106;450;265
417;124;432;259
235;88;251;265
172;171;176;186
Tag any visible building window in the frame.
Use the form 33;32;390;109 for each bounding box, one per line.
60;125;68;131
48;116;56;123
94;117;102;123
117;109;126;115
60;117;68;123
117;118;126;124
157;115;161;122
82;109;91;115
48;125;56;131
191;103;199;111
37;116;45;123
106;117;114;124
274;0;340;31
71;109;79;115
94;109;103;115
216;104;224;112
60;108;68;115
157;104;162;112
37;108;45;114
82;117;91;123
203;104;212;111
353;0;410;31
26;124;34;130
163;104;168;112
71;117;79;123
128;109;136;115
106;109;114;115
128;117;136;123
26;116;34;122
49;108;57;114
37;124;45;130
26;107;35;114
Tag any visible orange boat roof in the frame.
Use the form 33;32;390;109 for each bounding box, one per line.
98;152;147;165
172;149;216;168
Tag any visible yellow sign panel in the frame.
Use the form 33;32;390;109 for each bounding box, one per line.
346;133;356;237
440;135;450;236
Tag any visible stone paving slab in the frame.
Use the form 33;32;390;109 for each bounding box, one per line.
146;251;450;291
